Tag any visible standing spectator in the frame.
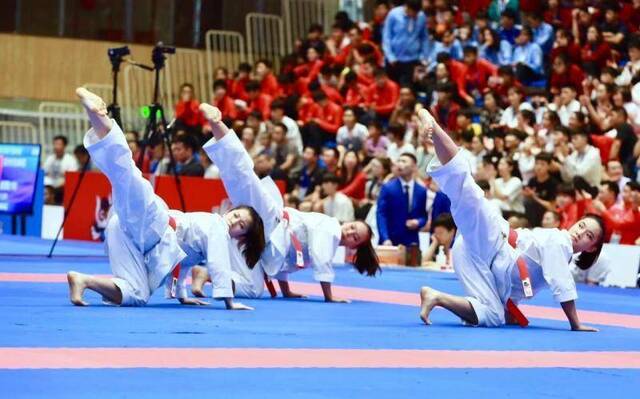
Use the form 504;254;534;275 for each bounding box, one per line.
320;173;355;223
174;83;205;136
169;135;204;177
560;130;602;186
336;108;368;153
523;152;560;226
376;153;428;245
382;0;431;85
43;135;79;204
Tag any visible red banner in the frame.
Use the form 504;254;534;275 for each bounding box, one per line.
63;171;284;241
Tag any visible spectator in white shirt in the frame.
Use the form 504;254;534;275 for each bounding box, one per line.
561;130;602;186
320;173;355;223
555;85;582;126
491;156;525;213
43;135;79;204
386;123;416;162
499;86;533;128
336;108;368;153
270;99;303;155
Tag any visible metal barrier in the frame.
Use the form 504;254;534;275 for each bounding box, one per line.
37;102;88;156
282;0;339;54
164;48;208;110
205;30;246;97
0;121;38;144
246;13;285;70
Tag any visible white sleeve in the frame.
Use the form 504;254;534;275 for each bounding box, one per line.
203;132;282;237
307;217;339;283
206;223;234;299
539;230;578;303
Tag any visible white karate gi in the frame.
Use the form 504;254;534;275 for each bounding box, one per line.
426;149;578;327
203;131;341;293
85;121;235;305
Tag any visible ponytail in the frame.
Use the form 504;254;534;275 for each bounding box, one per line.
353;223;381;277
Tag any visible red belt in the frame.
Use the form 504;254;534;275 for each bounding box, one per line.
505;229;532;327
168;216;181;298
263;210;304;298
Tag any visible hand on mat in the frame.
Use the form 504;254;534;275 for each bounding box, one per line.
229;302;254;311
572;324;599;332
326;297;351;304
179;297;210;306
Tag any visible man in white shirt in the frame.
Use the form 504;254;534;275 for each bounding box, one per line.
321;173;355;223
561;130;602;186
270;99;302;155
43;135;79;189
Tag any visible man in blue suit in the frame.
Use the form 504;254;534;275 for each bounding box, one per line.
377;153;428;246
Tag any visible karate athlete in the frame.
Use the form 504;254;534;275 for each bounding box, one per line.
416;108;603;331
66;88;264;310
186;103;381;303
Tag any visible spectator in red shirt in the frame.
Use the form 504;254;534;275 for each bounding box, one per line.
490;66;523;106
581;26;612;75
230;62;252;102
340;150;368;200
174;83;206;136
313;91;343;136
544;0;573;30
549;53;585;96
254;59;280;98
591;181;640;245
318;65;344;103
342;71;368;113
240;80;272;121
335;25;384;67
365;67;400;121
294;46;324;84
460;45;498;105
550;28;582;67
556;183;580;230
430;82;460;132
211;79;238;123
299;91;343;150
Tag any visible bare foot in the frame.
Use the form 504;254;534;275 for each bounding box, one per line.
67;271;89;306
199;103;222;122
75;87;112;138
190;266;209;298
419;286;441;325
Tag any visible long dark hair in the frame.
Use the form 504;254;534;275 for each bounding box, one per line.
574;213;606;270
339;150;362;186
232;205;266;269
353;222;381;277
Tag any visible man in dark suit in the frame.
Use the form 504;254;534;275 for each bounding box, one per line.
376;152;428;246
170;134;204;177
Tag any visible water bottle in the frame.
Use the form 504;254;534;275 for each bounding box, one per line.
436;245;447;268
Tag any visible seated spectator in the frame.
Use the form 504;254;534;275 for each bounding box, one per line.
292;146;326;200
376;153;428;246
512;26;544;84
270;99;302;155
460;45;498;105
124;130;149;173
523;152;560;226
477;178;504;218
423;213;456;264
500;86;532;128
43;135;79;204
241;80;272;121
254;59;279;98
428;29;464;69
73;145;92;172
174;83;205;136
336;108;367;153
365;67;400;121
560;130;602;186
340;150;367;201
604;160;630;203
317;65;344;104
386;123;416;163
553;84;582;126
320;173;355;223
199;149;219;179
271;122;300;177
555;183;581;230
212;79;238;122
590;181;640;245
300;91;343;149
479;27;513;66
230;62;252;101
600;3;628;57
148;141;166;175
541;210;562;228
497;8;520;46
294;45;324;86
480;92;503;133
525;12;555;54
320;146;340;176
430;82;460;132
364;120;390;158
550;28;581;66
609;107;638;175
490;65;522;106
549;54;585;96
169;135;204;177
240;126;261;159
492;156;525;213
581;26;612;75
390;86;417;126
615;35;640;86
343;70;368;112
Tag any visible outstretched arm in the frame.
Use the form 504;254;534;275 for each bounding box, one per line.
561;300;598;332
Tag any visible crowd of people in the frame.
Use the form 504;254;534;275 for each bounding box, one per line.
45;0;640;269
